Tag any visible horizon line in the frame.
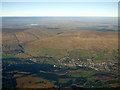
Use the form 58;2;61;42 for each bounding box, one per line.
1;16;118;18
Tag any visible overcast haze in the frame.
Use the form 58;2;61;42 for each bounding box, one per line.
2;2;118;17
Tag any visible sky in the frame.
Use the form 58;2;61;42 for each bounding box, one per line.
2;2;118;17
1;0;119;2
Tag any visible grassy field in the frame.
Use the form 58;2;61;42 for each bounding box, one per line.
2;27;119;88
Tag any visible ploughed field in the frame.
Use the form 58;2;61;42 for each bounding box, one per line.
2;26;119;88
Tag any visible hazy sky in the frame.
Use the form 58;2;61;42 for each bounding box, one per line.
2;2;118;17
2;0;119;2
